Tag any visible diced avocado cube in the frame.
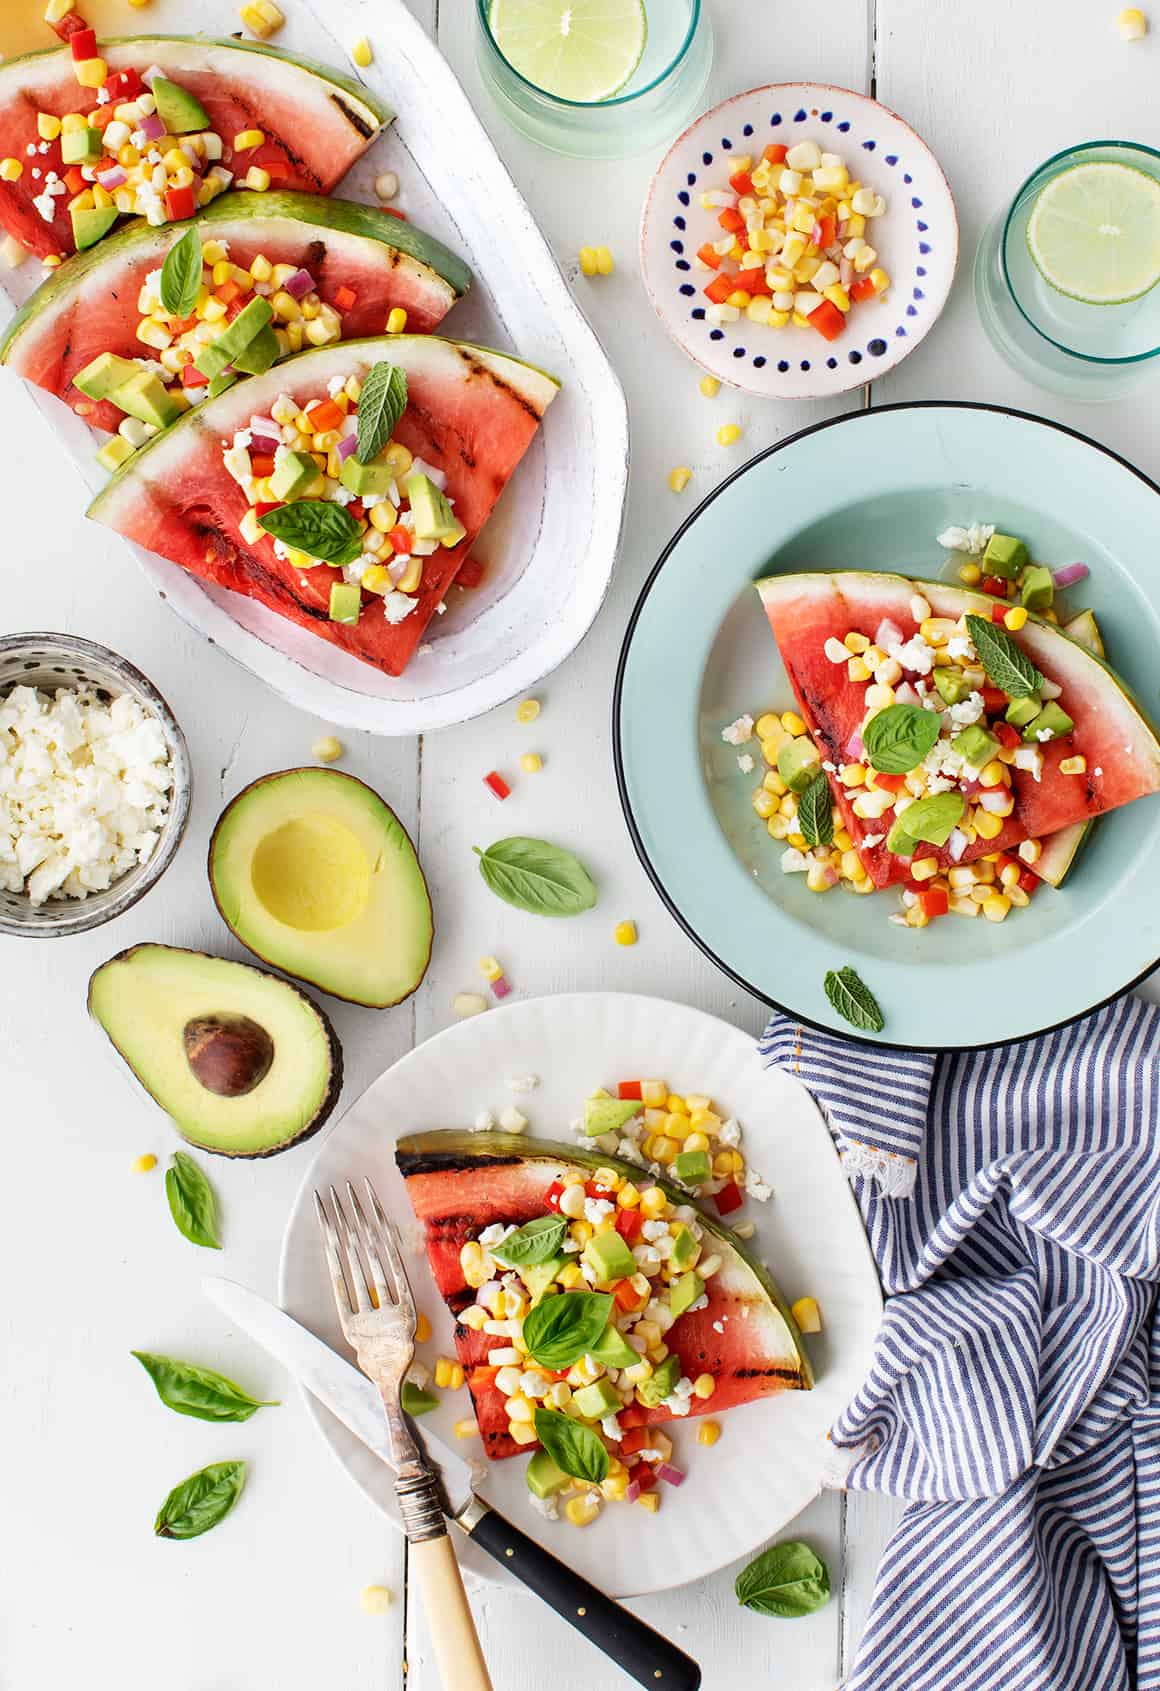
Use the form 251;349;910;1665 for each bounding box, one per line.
517;1257;564;1306
572;1378;623;1421
340;452;397;499
207;372;238;399
400;1380;439;1416
329;582;361;625
194;296;274;379
1006;695;1041;728
70;204;118;252
952;724;999;769
526;1448;571;1500
583;1096;643;1138
673;1149;710;1185
232;323;279;377
96;434;136;474
151;76;210;135
60;125;103;165
669;1269;704;1319
582;1229;637;1287
406;471;467;547
268;450;318;502
589;1322;639;1369
74;351;141;401
670;1225;699;1271
982;532;1028;579
932;668;971;706
1021;701;1075;743
109;369;181;429
1020;565;1054;612
636;1354;681;1408
777;735;821;793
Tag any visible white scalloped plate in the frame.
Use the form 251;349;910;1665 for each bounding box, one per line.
0;0;627;735
279;993;882;1596
640;82;958;399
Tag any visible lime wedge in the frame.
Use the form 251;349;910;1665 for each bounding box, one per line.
1026;161;1160;304
488;0;647;103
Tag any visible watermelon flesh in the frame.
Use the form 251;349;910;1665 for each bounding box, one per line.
0;191;470;434
396;1132;812;1463
88;334;559;678
758;572;1160;887
0;37;389;261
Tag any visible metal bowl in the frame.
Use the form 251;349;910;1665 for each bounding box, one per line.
0;633;191;938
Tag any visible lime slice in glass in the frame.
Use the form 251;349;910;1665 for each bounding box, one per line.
488;0;647;103
1026;160;1160;304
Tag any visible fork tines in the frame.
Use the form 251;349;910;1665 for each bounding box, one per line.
313;1179;417;1331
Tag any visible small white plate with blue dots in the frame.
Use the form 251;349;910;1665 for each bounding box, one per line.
640;82;958;399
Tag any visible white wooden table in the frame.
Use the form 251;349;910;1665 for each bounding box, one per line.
3;2;1159;1686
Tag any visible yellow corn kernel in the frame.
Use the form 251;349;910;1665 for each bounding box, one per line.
1118;6;1148;37
243;165;271;192
396;557;423;594
1057;754;1088;777
351;35;374;66
601;1474;629;1501
504;1394;535;1424
555;1261;583;1290
865;683;895;711
752;787;778;820
1018;839;1043;866
358;564;389;596
692;1373;716;1400
433;1357;465;1390
74;58;109;89
823;283;851;312
233;129;265;152
650;1136;677;1167
698;1420;721;1447
668;465;693;494
842;632;870;655
60;111;86;135
1004;606;1029;632
840;762;867;788
238;507;262;546
640;1186;667;1219
131;1153;157;1174
565;1493;602;1527
578;245;599;275
683;1131;710;1155
909;857;939;883
360;1584;393;1614
239;0;285;36
717;423;742;447
509;1422;538;1446
977;760;1006;789
570;1219;594;1245
36;111;62;141
780;710;806;736
384;442;413;477
0;158;23;183
786;830;808;849
613;919;638;947
791;1296;823;1333
840;849;867;882
386;306;408;334
699;374;720;397
595;245;614;275
513;697;542;728
973;810;1004;841
636;1491;661;1514
958;562;982;585
616;1183;641;1212
982;892;1012;923
640;1079;668;1107
919;617;957;646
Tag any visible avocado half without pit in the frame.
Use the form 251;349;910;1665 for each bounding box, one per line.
208;768;433;1009
88;944;343;1157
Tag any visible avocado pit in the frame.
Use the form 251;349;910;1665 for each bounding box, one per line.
183;1013;274;1098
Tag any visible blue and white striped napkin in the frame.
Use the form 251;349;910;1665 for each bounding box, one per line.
761;994;1160;1691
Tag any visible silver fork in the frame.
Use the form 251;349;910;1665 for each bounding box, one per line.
315;1180;493;1691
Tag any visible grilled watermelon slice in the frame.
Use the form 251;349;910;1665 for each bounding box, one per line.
87;334;559;678
1;192;471;433
758;571;1160;886
396;1131;812;1462
0;36;389;260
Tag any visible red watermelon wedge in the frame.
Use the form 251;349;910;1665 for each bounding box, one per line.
0;191;471;433
87;334;559;678
0;36;389;261
758;571;1160;886
396;1132;812;1462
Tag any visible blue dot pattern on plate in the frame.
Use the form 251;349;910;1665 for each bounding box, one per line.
670;96;937;380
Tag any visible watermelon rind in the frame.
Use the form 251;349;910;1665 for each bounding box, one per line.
1035;608;1107;889
395;1129;814;1390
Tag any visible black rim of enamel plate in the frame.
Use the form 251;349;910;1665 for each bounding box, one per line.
611;399;1160;1053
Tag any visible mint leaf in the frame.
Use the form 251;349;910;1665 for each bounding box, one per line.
736;1540;831;1618
965;614;1043;700
159;224;203;318
474;837;597;917
165;1152;221;1250
533;1409;609;1485
863;703;941;774
258;500;363;567
823;966;885;1035
356;361;408;465
522;1291;613;1369
797;770;834;848
490;1214;567;1268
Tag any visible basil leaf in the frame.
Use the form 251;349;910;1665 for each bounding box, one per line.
356;361;408;465
891;790;963;848
533;1408;609;1485
797;770;834;848
522;1291;613;1370
862;703;941;774
736;1540;831;1618
823;966;885;1035
965;614;1043;700
154;1460;246;1540
491;1214;567;1269
165;1152;221;1250
131;1352;276;1422
159;223;203;317
474;837;597;917
258;500;363;567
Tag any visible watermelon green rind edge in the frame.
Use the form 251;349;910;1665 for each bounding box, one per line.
1036;608;1107;888
0;35;391;131
86;332;561;522
0;191;471;365
395;1129;814;1390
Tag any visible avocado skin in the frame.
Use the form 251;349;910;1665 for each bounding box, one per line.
87;942;343;1158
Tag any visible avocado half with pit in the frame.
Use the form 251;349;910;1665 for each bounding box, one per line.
208;768;433;1008
88;944;342;1157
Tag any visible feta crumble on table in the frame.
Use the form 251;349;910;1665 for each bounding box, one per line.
937;522;995;555
0;685;173;905
720;714;754;746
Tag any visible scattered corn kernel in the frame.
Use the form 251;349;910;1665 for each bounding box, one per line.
239;0;284;33
453;992;488;1018
669;466;692;493
520;753;543;774
243;165;272;192
566;1493;602;1527
351;35;374;67
74;58;109;89
982;892;1012;923
515;697;541;725
433;1357;465;1390
791;1296;823;1333
374;171;399;202
717;423;743;447
311;735;343;763
699;374;720;397
579;246;598;276
360;1586;393;1615
1118;7;1148;37
131;1153;157;1174
595;245;615;275
614;920;638;947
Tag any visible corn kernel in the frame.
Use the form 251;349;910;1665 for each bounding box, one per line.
613;919;638;948
74;58;109;89
509;1421;538;1446
514;697;541;726
131;1153;157;1174
0;159;23;183
1060;755;1087;776
240;0;285;36
1004;606;1029;632
780;710;806;736
636;1491;661;1513
579;246;598;276
233;128;265;152
351;35;374;66
982;892;1012;922
386;307;408;334
595;245;614;275
669;466;692;494
847;655;872;683
1118;6;1148;37
243;165;272;192
958;562;982;585
565;1493;602;1527
698;1420;722;1446
434;1357;465;1390
360;1585;393;1614
692;1373;716;1400
1018;839;1042;866
396;557;423;594
699;374;720;397
974;810;1004;841
717;423;742;447
640;1187;667;1218
791;1296;823;1333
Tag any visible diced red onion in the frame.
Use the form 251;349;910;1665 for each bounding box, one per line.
840;258;854;285
492;975;512;999
97;165;127;190
283;267;315;300
625;1480;641;1504
249;434;279;456
336;433;359;461
657;1463;686;1487
876;619;904;649
250;415;278;438
948;828;968;862
138;112;166;141
1052;563;1089;588
845;730;864;759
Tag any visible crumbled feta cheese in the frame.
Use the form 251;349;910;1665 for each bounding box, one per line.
641;1219;669;1242
937;522;994;555
498;1106;528;1134
946;635;974;661
1036;728;1054;743
528;1492;559;1521
737;753;756;774
947;691;985;728
721;714;754;746
1013;745;1043;781
747;1170;774;1202
507;1075;539;1094
584;1197;614;1225
478;1223;513;1248
719;1118;741;1147
383;592;418;624
862;832;885;848
712;1319;725;1335
889;634;935;676
600;1413;623;1441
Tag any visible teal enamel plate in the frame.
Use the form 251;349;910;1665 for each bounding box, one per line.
614;403;1160;1049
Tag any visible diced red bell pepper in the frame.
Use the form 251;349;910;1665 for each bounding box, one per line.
225;295;249;321
70;26;97;58
729;169;755;195
617;1080;643;1101
180;364;209;389
483;771;511;801
1020;869;1039;894
249;454;277;478
872;772;907;793
807;299;847;341
704;273;737;305
252;502;281;518
382;206;408;220
215;279;242;307
334;284;358;311
614;1278;648;1313
614;1207;643;1242
585;1179;616;1200
994;721;1021;750
918;887;949;920
981;574;1010;597
849;276;877;302
714;1180;744;1217
544;1181;566;1212
991;602;1011;625
982;685;1008;713
717;207;745;235
388;526;413;554
166;184;196;222
347;500;366;522
63;167;88;195
996;853;1020;876
736;269;772;296
813;214;837;250
620;1428;651;1456
307;397;345;433
618;1404;648;1429
456;556;485;588
763;143;788;165
91;105;117;130
50;10;88;42
104;67;145;101
634;1464;658;1492
696;242;722;270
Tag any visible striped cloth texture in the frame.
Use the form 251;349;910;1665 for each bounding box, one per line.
760;993;1160;1691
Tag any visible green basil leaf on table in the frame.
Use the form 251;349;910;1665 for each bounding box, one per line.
522;1291;613;1370
165;1151;221;1250
131;1352;276;1421
258;500;363;567
154;1460;246;1540
735;1539;831;1618
474;837;597;917
965;614;1043;699
862;702;942;774
159;224;203;318
533;1408;609;1486
823;966;885;1035
490;1214;567;1269
356;361;408;464
796;770;834;848
891;790;964;848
